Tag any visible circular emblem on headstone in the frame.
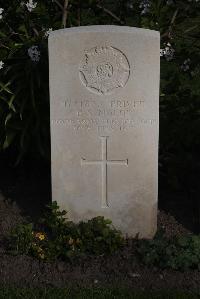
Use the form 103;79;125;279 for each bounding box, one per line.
79;46;130;95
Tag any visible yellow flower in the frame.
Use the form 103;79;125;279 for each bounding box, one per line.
39;253;45;259
35;232;45;241
68;237;74;245
76;238;81;244
37;247;43;253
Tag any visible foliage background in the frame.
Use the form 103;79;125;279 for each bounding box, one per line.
0;0;200;219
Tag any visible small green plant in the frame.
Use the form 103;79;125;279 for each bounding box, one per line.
41;201;69;236
39;201;83;260
136;230;200;271
9;201;124;261
10;223;48;259
78;216;123;255
10;223;34;255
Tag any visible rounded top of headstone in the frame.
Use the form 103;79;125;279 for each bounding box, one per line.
48;25;160;39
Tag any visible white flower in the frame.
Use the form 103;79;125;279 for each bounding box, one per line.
25;0;37;12
44;28;53;38
28;46;40;62
181;58;191;71
191;67;199;77
166;0;174;4
165;43;175;61
0;61;4;70
160;42;175;61
0;8;4;19
160;49;166;57
126;1;134;10
139;0;151;15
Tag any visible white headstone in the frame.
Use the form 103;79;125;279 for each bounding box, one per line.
49;25;160;238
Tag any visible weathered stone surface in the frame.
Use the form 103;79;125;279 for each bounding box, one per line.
49;25;160;238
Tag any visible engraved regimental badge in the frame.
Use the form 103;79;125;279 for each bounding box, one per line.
79;46;130;95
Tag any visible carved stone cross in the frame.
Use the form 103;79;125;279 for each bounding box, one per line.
81;136;128;208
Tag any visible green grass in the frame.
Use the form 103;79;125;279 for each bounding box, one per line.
0;287;199;299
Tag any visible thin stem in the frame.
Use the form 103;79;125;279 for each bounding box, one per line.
161;9;179;39
53;0;63;10
96;4;124;24
62;0;69;28
169;9;179;31
77;0;81;26
184;25;199;34
33;27;39;37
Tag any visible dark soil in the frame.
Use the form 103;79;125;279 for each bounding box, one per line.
0;154;199;292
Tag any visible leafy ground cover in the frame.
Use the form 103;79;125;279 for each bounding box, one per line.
6;201;200;272
9;201;124;260
0;192;199;292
